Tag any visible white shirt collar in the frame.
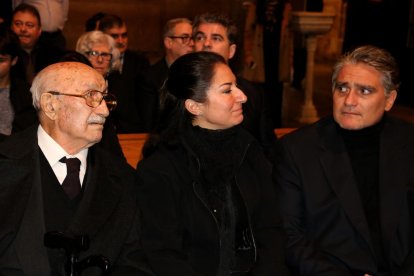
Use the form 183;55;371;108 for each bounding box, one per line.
37;125;88;171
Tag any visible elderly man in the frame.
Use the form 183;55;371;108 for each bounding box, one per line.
275;45;414;275
11;3;63;84
0;62;152;275
192;12;277;162
138;17;193;131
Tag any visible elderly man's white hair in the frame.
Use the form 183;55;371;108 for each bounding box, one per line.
30;62;104;110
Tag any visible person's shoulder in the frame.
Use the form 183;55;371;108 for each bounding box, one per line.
148;58;168;72
137;143;187;174
141;58;169;83
384;116;414;139
125;49;149;64
280;116;333;144
0;125;37;158
95;146;130;166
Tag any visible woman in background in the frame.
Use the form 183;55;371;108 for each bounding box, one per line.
0;26;36;141
76;30;120;78
136;51;288;276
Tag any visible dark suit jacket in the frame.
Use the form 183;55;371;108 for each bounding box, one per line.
12;42;64;84
275;116;414;276
0;126;153;275
107;50;149;133
136;58;169;132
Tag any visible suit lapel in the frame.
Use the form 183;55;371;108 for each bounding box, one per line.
318;120;375;253
68;148;122;238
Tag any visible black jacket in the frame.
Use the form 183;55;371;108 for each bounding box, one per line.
136;58;169;131
0;126;153;275
275;116;414;276
136;126;288;276
107;49;149;133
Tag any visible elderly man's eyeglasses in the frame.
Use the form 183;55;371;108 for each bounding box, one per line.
168;35;192;45
48;90;117;111
86;51;113;61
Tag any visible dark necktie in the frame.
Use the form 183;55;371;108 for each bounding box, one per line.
60;157;81;199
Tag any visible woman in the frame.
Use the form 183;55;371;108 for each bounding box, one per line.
136;52;288;275
0;26;37;141
76;30;120;77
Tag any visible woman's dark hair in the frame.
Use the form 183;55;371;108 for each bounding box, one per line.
142;51;227;158
0;26;21;58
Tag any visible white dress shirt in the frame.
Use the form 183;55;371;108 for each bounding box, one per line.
37;125;87;186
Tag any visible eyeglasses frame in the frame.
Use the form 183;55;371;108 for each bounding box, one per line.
47;90;117;111
85;51;113;61
168;35;193;45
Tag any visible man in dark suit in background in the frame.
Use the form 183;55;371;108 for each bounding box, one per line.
11;3;64;84
98;14;150;133
193;12;277;161
137;17;194;131
275;45;414;275
0;62;152;275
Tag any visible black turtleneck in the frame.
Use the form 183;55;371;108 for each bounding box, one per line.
185;125;254;275
338;116;389;272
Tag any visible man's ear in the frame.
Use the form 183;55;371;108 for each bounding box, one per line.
385;90;397;111
185;99;202;116
164;37;172;49
40;92;59;120
228;44;236;60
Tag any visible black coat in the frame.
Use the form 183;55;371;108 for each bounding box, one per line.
136;127;288;276
107;49;149;133
275;116;414;275
136;58;169;131
0;126;153;275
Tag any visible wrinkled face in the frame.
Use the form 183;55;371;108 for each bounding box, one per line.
192;63;247;129
87;43;111;76
333;63;397;130
105;24;128;54
11;11;42;51
0;54;17;80
193;23;236;62
166;22;194;61
50;67;109;152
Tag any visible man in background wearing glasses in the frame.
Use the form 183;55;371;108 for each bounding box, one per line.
0;62;153;275
138;17;194;131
